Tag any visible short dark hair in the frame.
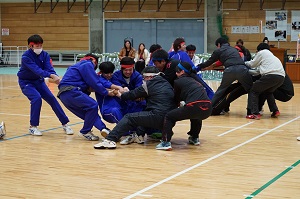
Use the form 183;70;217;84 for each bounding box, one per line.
149;44;162;53
173;37;185;52
236;39;244;45
28;34;43;45
262;37;269;43
257;43;270;51
120;57;135;65
186;44;196;51
215;37;228;47
99;61;115;74
141;66;159;75
151;49;169;62
84;53;99;65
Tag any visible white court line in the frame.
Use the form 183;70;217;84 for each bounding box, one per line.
123;116;300;199
218;121;255;137
0;112;79;120
176;123;278;131
0;112;54;118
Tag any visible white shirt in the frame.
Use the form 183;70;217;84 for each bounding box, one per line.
245;49;285;77
192;55;200;66
134;49;150;66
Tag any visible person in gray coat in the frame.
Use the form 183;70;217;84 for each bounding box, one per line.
198;37;253;109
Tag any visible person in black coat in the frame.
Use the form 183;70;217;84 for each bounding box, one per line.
94;66;176;149
156;62;212;151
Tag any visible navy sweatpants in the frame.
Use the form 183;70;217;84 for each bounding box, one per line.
19;78;69;126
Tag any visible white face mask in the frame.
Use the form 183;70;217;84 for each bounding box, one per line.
33;48;43;55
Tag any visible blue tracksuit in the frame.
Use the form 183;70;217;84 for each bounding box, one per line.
95;74;124;124
168;50;196;69
17;49;69;126
58;60;108;134
111;70;146;114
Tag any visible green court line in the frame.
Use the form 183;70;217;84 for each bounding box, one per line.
245;160;300;198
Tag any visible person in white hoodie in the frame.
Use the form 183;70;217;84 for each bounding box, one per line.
245;43;285;119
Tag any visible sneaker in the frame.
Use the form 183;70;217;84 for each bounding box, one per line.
62;124;74;135
271;110;280;118
79;131;99;141
188;136;200;145
156;141;172;151
134;133;145;144
297;136;300;141
100;128;110;138
120;133;144;145
246;114;261;120
29;126;42;136
120;134;135;145
94;139;116;149
0;121;6;139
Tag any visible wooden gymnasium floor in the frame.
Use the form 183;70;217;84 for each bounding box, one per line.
0;71;299;199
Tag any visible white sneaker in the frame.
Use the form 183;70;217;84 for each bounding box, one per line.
120;133;144;145
62;124;74;135
100;128;110;138
94;139;116;149
78;131;99;141
0;121;6;139
134;134;145;144
29;126;42;136
120;134;135;145
297;136;300;141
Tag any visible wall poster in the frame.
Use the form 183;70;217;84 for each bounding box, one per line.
265;11;287;41
291;11;300;41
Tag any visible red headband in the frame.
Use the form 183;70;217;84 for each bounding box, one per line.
187;50;195;52
80;56;97;64
121;64;134;69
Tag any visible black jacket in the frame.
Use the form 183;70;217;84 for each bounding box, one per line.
121;76;176;115
198;43;245;69
174;74;210;105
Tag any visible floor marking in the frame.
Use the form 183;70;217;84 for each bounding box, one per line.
218;121;255;136
244;160;300;199
175;123;279;131
0;112;80;120
0;122;83;142
123;116;300;199
0;112;54;118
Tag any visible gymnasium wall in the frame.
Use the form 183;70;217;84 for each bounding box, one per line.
222;0;300;54
0;2;89;51
0;1;299;54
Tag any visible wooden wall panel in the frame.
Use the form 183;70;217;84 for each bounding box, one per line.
222;0;300;54
0;1;299;54
1;3;89;51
